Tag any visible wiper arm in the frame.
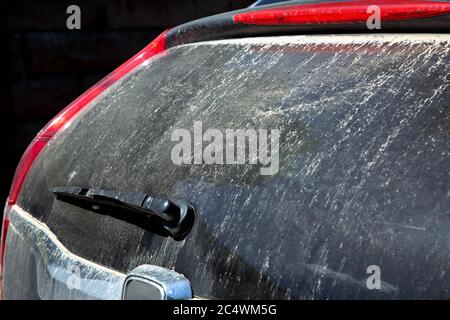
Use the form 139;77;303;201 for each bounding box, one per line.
50;187;195;241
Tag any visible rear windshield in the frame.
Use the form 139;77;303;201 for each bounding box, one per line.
25;34;450;299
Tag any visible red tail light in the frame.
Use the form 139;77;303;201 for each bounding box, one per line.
0;30;168;282
234;1;450;25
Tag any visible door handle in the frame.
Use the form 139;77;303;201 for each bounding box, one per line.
123;265;193;300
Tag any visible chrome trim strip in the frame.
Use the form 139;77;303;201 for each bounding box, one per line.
6;205;126;300
5;205;203;300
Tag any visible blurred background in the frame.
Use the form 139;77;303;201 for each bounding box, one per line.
0;0;254;205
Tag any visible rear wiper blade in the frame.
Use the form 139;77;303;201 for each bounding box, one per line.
50;187;195;241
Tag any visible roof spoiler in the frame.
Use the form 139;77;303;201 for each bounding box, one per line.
166;0;450;48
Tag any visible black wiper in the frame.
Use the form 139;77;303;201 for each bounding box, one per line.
50;187;195;241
